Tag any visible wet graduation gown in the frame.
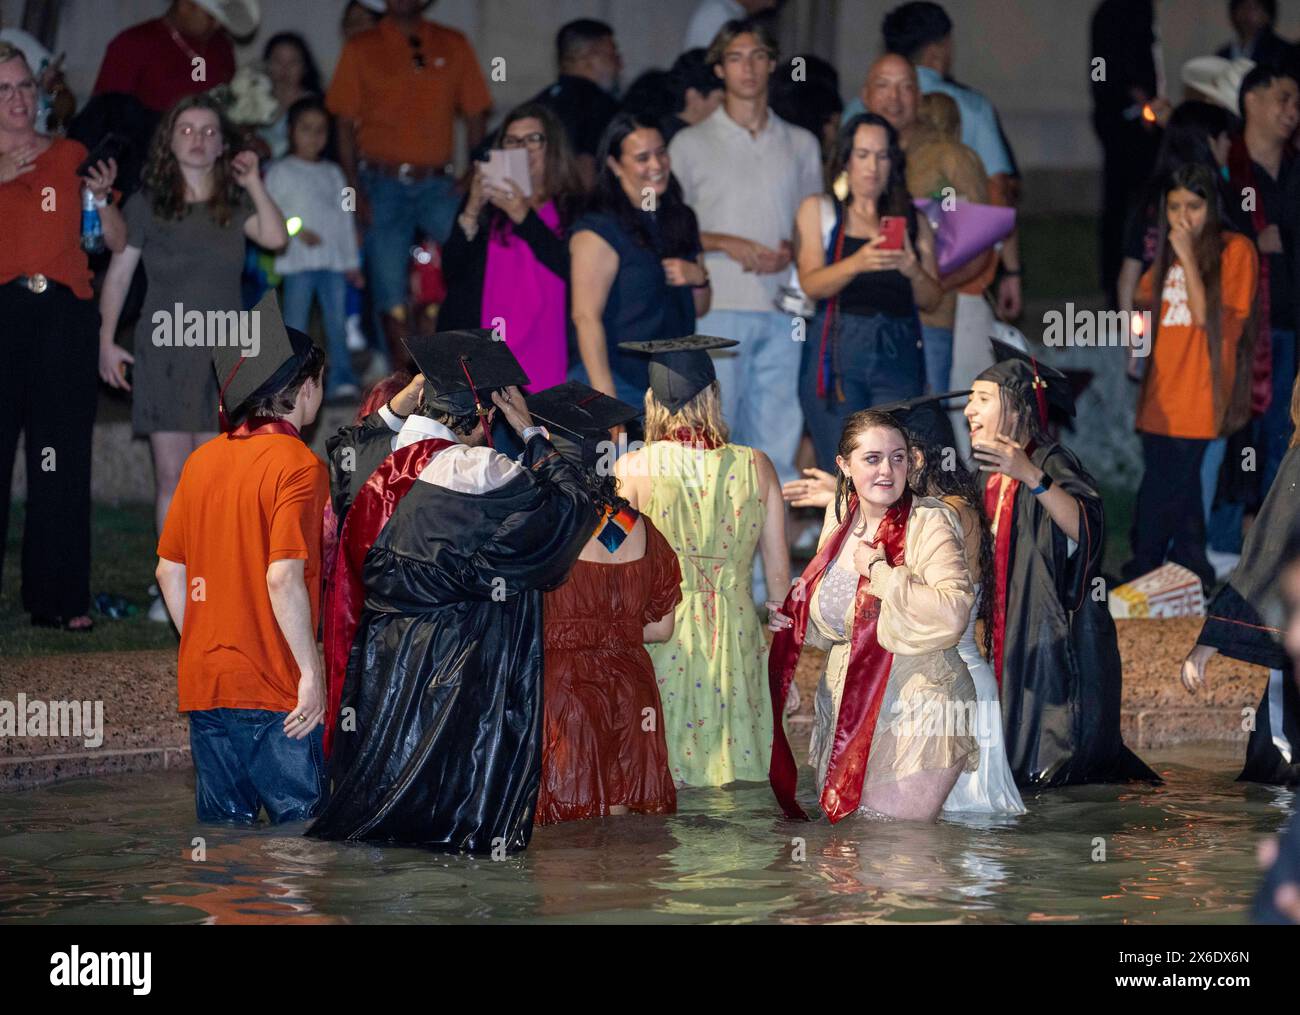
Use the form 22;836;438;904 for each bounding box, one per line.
988;441;1159;788
307;430;598;853
326;410;400;529
1197;446;1300;786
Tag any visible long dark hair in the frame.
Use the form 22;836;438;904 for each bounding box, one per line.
911;439;995;658
263;31;325;97
591;111;700;258
143;94;244;226
829;112;918;243
1149;162;1237;426
482;102;585;236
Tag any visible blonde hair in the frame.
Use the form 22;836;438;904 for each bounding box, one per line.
643;380;730;446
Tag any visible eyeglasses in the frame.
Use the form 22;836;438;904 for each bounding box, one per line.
175;124;221;139
408;34;425;71
0;79;38;101
502;132;547;151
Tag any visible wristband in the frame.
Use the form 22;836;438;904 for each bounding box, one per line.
385;397;409;420
1029;470;1053;496
93;193;110;209
521;425;549;443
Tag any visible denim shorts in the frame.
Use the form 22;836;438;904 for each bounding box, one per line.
188;708;327;824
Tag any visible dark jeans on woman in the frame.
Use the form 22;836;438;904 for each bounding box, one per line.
799;308;924;471
0;282;98;619
1126;432;1215;589
189;708;327;824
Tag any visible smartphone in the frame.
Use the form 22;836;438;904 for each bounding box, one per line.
77;133;130;177
482;147;532;198
878;215;905;251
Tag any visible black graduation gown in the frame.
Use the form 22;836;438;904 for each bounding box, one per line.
307;437;598;853
326;412;398;529
999;442;1160;787
1197;447;1300;786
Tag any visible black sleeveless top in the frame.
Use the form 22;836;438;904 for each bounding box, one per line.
836;235;915;319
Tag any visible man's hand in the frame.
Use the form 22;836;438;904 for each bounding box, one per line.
1180;643;1217;694
283;666;325;739
491;385;534;435
390;373;425;416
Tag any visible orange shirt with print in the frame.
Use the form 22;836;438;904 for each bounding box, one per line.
327;17;492;167
1135;231;1257;440
157;432;328;713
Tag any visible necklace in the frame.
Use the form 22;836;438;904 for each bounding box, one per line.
164;19;206;64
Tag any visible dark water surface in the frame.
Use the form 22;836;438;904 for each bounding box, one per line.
0;743;1291;924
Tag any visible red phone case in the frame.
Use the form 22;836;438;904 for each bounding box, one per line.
879;216;905;251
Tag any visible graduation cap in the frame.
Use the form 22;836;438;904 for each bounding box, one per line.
975;338;1075;428
616;335;739;413
214;289;315;431
870;390;970;449
527;381;641;469
403;330;530;448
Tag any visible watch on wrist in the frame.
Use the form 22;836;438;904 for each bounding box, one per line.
1029;470;1053;496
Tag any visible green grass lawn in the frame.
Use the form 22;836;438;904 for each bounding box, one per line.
1;502;178;657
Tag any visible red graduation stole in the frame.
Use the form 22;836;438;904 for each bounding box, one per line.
229;417;301;440
984;472;1018;689
321;436;453;757
768;489;912;823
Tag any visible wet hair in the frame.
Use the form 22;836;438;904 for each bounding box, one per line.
578;465;630;520
706;18;779;70
242;343;326;421
834;409;910;522
829;113;919;243
143;93;244;225
1238;62;1299;116
990;381;1048;446
882;2;953;61
413;394;485;437
557;18;613;68
911;438;995;658
262;31;324;96
592;111;701;258
667;48;722;112
643;380;729;446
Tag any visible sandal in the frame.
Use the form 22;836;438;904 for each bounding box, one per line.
31;614;95;633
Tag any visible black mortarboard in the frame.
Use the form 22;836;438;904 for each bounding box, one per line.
403;330;530;436
870;390;970;449
616;335;739;412
214;289;315;431
527;381;641;469
975;339;1075;427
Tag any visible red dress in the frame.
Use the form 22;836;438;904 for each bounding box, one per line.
536;518;683;825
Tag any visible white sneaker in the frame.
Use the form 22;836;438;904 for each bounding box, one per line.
345;314;366;352
1206;549;1240;581
148;596;170;623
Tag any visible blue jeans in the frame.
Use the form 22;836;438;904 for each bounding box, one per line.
189;708;327;824
361;170;459;315
282;269;358;393
920;323;954;394
799;309;925;471
699;308;804;485
1260;328;1297;499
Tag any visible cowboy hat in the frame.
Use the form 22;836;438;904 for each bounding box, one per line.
191;0;261;38
1181;55;1254;115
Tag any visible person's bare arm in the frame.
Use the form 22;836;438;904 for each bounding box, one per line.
793;195;862;299
155;557;187;629
754;450;791;607
266;559;326;737
236;152;290;251
692;255;711;316
905;217;944;313
98;245;141;389
570;230;620;398
643;609;676;643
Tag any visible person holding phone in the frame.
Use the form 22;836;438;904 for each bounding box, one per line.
438;102;584;392
794;112;942;472
0;43;121;633
97;94;289;623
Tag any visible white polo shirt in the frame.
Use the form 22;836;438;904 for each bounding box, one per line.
669;104;824;313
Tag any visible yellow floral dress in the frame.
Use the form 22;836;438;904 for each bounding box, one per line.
644;441;771;786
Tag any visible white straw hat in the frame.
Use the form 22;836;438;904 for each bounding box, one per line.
191;0;261;38
1181;55;1255;116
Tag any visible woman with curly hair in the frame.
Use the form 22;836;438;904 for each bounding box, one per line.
97;93;288;620
528;382;683;824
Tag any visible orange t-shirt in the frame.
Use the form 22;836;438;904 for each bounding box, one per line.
326;17;492;167
1135;231;1258;439
0;138;93;298
157;431;328;713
